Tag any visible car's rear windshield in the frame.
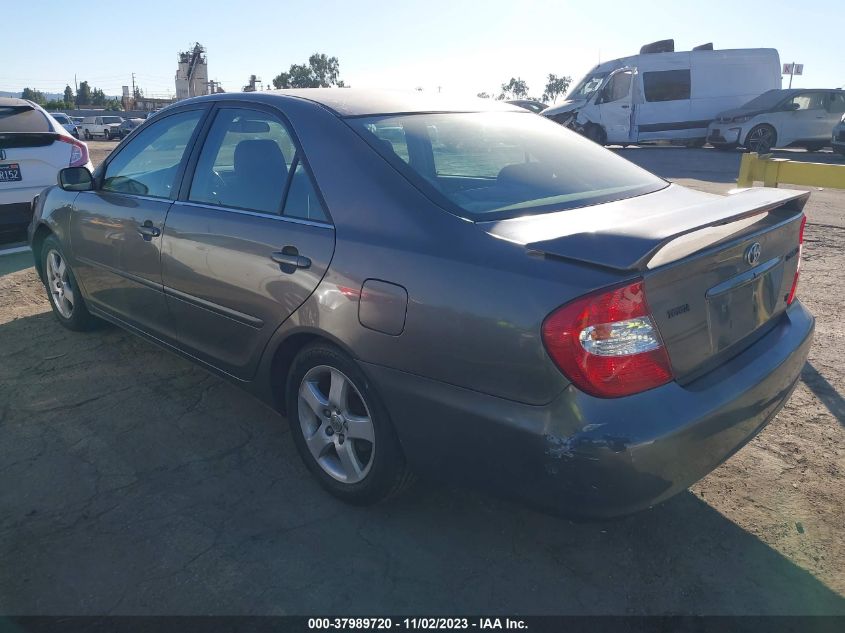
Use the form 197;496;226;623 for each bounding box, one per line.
51;113;70;123
348;111;666;220
0;105;51;133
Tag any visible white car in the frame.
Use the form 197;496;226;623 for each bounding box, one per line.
1;98;92;240
708;88;845;152
48;112;79;138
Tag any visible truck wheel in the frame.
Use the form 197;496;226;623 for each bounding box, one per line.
583;124;607;146
104;129;111;140
84;130;91;140
745;125;777;153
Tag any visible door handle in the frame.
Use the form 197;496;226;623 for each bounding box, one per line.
137;221;161;240
271;247;311;272
621;104;630;109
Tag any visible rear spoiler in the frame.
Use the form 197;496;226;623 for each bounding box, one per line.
523;187;809;272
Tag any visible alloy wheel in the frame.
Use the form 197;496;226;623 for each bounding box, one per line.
45;249;75;318
748;126;775;153
298;365;375;484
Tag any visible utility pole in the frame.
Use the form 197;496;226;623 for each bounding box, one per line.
131;72;136;97
74;74;78;93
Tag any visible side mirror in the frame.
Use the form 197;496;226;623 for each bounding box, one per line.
59;167;94;191
784;102;800;111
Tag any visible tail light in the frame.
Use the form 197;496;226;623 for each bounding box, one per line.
786;215;807;305
541;280;673;398
56;136;89;168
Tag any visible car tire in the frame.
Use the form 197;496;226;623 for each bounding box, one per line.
583;124;606;146
40;235;99;332
286;342;414;505
104;129;111;140
745;124;777;153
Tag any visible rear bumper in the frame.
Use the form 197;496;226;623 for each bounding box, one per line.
364;301;814;518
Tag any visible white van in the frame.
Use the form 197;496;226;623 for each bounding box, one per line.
542;44;781;146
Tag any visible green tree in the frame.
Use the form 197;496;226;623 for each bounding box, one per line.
498;77;529;100
542;74;572;104
90;88;106;106
21;87;46;104
76;81;91;106
63;85;74;104
105;98;123;111
476;91;491;99
273;53;346;89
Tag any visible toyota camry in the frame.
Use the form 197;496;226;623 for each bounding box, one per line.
28;90;813;517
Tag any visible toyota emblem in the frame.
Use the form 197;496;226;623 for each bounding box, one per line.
745;242;761;266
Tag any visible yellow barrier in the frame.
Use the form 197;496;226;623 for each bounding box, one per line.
737;152;845;189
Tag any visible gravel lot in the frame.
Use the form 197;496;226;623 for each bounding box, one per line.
0;141;843;615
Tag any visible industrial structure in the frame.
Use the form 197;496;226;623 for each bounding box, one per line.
175;43;209;100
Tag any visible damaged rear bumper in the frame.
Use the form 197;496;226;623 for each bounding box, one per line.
362;301;814;518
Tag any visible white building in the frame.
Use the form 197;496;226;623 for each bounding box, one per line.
175;43;209;100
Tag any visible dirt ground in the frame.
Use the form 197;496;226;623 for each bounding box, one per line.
0;143;842;615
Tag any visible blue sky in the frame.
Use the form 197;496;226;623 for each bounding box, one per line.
5;0;842;100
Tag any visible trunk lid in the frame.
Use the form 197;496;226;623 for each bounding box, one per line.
0;133;72;191
481;184;808;381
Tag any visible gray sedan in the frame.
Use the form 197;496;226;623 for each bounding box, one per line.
28;90;814;518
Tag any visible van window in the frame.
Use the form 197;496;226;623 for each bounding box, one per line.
600;70;632;103
643;70;691;102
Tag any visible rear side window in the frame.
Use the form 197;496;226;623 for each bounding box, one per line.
189;107;328;221
643;70;691;102
102;110;202;198
350;112;666;220
0;105;51;133
828;92;845;114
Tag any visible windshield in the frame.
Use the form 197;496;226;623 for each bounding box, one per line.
51;113;70;124
740;90;789;110
349;111;665;220
102;116;122;124
567;72;610;99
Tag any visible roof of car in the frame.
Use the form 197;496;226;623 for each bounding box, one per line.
187;88;525;117
0;97;34;108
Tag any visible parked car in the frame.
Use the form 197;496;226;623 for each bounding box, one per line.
48;112;79;138
543;44;781;147
79;115;123;140
1;97;90;240
506;99;548;113
832;114;845;157
27;90;813;517
116;117;144;138
708;89;845;152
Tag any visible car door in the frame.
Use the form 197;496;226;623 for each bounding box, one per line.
161;104;335;379
777;92;829;144
68;106;207;342
596;68;634;143
824;92;845;137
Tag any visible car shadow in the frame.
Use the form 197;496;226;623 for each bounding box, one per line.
802;361;845;427
0;311;843;615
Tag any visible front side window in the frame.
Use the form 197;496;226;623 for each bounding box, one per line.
189;108;328;221
643;70;691;102
350;112;666;219
102;109;202;198
600;70;632;103
787;93;826;111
